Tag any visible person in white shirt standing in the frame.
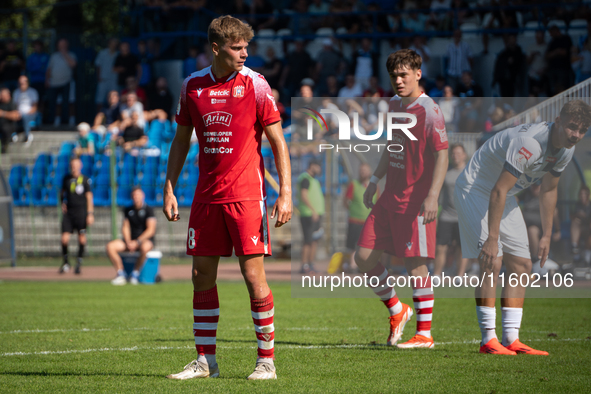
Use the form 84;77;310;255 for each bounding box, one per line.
46;38;77;126
454;100;591;356
12;75;38;145
95;38;119;112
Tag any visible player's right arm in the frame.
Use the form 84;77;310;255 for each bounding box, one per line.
163;124;193;221
122;218;134;250
363;148;388;209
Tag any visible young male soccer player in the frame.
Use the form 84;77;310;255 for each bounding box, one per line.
355;49;449;348
454;100;591;355
163;16;292;380
59;157;94;274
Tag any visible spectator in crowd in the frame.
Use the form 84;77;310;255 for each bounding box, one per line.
244;41;265;72
573;37;591;83
546;23;574;95
438;85;459;132
93;90;122;131
308;0;330;30
262;47;282;90
137;40;153;88
492;34;526;97
122;76;147;106
429;75;446;97
457;70;483;132
280;39;314;101
338;74;363;106
118;111;148;153
297;159;325;274
46;38;77;125
59;157;94;275
249;0;277;31
0;39;25;92
95;38;119;111
519;181;562;262
0;87;20;153
74;122;95;156
147;76;173;119
316;38;346;93
362;75;385;97
12;75;38;145
92;125;111;155
271;88;288;122
410;35;432;84
120;92;146;130
320;75;339;97
429;0;451;28
402;9;428;33
352;38;379;91
113;42;140;91
433;144;473;278
339;163;378;273
26;40;49;108
446;29;473;91
183;45;199;77
106;187;156;285
571;185;591;262
527;30;548;96
196;41;213;70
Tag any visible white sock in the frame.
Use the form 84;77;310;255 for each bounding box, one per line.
117;269;125;277
132;270;140;278
388;302;403;316
501;307;522;347
257;357;274;365
198;353;217;366
476;306;497;345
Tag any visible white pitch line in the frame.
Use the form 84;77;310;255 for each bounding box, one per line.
1;338;587;357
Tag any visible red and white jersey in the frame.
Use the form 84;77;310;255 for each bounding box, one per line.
379;93;448;214
175;66;281;204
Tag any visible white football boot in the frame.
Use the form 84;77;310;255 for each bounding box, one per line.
166;359;219;379
247;358;277;380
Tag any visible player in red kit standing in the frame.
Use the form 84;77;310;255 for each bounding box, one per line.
163;16;291;380
355;49;449;349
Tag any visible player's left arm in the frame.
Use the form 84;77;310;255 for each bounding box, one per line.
421;148;448;224
264;121;292;228
538;172;561;267
85;191;94;226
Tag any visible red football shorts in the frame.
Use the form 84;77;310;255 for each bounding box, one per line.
187;200;271;257
357;202;435;258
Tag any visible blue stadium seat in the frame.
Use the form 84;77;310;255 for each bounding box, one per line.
59;141;76;157
80;155;94;178
8;165;26;203
163;121;177;142
117;185;133;206
119;154;137;176
93;185;111;206
160;141;172;160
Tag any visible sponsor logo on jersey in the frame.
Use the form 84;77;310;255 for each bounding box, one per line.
251;236;259;245
203;146;234;154
406;242;413;250
211;98;226;104
233;85;245;98
202;111;232;127
435;126;448;143
197;88;203;98
518;147;533;162
209;89;230;97
545;156;557;163
266;93;278;112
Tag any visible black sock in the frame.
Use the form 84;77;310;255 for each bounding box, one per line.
62;244;68;265
78;244;85;263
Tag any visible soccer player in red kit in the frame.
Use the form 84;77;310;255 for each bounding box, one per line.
163;16;292;380
355;49;449;349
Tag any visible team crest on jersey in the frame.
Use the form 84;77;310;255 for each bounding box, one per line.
435;126;448;143
202;111;232;127
233;85;245;98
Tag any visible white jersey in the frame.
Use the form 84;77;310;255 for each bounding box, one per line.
456;122;573;197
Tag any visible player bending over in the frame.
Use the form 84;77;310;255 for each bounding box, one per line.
454;100;591;355
163;16;291;380
355;49;449;349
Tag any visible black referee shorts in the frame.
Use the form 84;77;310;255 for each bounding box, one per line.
62;211;87;234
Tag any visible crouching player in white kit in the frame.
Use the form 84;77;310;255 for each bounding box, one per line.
454;100;591;355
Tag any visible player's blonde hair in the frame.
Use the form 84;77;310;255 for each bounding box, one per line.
208;15;254;47
386;49;422;73
560;100;591;131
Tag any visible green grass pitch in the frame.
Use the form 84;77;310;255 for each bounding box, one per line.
0;281;590;393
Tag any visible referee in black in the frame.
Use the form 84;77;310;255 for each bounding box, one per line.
59;157;94;274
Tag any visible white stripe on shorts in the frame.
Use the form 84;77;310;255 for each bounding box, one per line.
418;216;428;257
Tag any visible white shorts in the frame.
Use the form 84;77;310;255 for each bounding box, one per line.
454;187;530;260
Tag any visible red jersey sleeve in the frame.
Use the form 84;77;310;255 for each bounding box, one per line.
345;182;354;200
425;102;448;152
175;76;192;126
252;74;281;127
